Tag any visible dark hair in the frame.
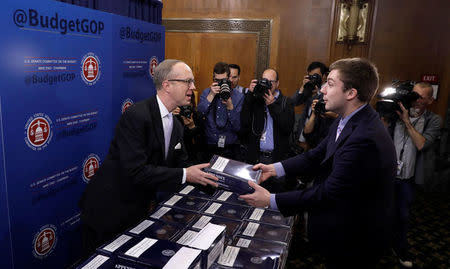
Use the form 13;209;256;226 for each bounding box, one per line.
229;64;241;75
329;58;379;103
213;62;230;77
307;61;329;76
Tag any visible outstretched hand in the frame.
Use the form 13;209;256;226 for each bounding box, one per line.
252;163;276;183
186;163;219;188
239;180;271;208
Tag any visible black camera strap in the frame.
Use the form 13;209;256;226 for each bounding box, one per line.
251;109;267;136
251;95;287;137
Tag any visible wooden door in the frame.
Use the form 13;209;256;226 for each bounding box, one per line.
165;31;258;101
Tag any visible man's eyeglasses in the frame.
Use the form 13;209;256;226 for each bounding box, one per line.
168;79;195;86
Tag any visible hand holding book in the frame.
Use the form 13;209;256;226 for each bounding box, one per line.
203;155;261;195
239;180;271;208
186;163;219;188
252;163;277;183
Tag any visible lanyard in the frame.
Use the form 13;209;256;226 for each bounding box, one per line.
399;118;419;160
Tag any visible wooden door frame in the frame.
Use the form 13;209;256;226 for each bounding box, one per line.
162;18;272;79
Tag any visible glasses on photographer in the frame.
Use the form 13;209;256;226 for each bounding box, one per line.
168;78;195;86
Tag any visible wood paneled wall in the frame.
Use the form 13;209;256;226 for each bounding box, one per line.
163;0;333;102
163;0;449;120
369;0;449;120
165;32;258;94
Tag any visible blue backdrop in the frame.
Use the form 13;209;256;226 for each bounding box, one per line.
111;15;164;132
0;0;164;268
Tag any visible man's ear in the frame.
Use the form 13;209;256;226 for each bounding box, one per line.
346;88;358;101
161;80;171;93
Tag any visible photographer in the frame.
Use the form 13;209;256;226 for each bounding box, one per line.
240;68;295;192
229;64;246;95
302;97;338;149
390;82;441;268
197;62;244;160
173;91;207;164
291;62;329;151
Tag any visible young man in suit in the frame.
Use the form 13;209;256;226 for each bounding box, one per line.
79;59;218;258
241;58;396;269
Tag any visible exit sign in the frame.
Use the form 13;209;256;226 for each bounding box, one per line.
421;74;438;83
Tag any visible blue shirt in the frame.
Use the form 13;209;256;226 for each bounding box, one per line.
197;88;244;145
233;85;245;94
270;103;368;210
335;103;366;141
260;90;280;152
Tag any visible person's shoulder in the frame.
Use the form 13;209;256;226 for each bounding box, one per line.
352;109;386;138
201;87;211;95
232;88;244;97
283;93;295;107
426;110;442;123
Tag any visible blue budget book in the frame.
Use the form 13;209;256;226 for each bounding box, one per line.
203;155;261;195
211;246;279;269
117;238;202;269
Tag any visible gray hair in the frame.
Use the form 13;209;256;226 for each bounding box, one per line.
153;59;183;90
414;82;434;99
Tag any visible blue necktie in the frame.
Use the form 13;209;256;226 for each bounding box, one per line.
335;121;343;141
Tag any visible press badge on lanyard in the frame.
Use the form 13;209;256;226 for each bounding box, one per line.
218;135;226;148
260;130;267;143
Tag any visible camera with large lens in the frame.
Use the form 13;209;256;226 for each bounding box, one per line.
303;73;323;99
179;105;192;118
314;94;327;115
217;78;232;101
253;78;272;99
376;80;421;123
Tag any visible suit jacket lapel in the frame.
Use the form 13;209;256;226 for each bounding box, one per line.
150;97;166;161
322;105;369;164
323;118;340;163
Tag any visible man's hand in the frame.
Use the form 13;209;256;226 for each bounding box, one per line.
239;181;271;208
248;79;257;92
207;82;220;102
263;90;275;106
186;163;219;187
223;97;234;110
252;163;276;183
172;107;180;116
181;114;195;129
298;75;310;93
311;99;319;111
397;102;411;125
298;75;318;95
397;102;426;150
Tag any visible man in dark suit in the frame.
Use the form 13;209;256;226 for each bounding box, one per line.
241;58;396;269
240;68;296;192
79;59;218;257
